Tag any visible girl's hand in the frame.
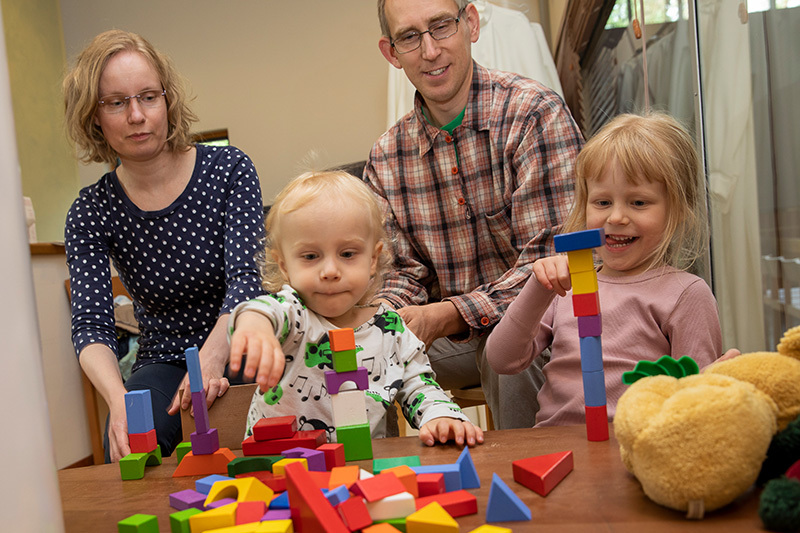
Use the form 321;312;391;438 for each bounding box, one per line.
228;312;286;393
532;255;572;296
418;418;485;447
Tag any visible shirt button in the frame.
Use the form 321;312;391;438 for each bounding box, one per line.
451;166;458;175
445;135;452;143
457;197;466;205
480;317;490;326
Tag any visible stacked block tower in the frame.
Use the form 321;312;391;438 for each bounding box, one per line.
119;389;163;480
326;327;373;461
553;228;609;442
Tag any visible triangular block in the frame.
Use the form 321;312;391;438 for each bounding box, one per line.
406;501;458;531
512;450;573;496
456;446;480;489
486;474;531;523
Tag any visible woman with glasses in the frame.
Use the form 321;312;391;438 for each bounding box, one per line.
63;30;265;462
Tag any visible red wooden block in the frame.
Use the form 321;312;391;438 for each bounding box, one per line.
235;471;286;493
317;443;346;470
308;470;332;490
585;404;609;442
336;496;372;531
572;292;600;317
236;500;267;525
350;472;406;502
128;429;157;454
416;472;446;497
512;451;574;496
252;415;298;441
329;328;356;352
285;461;349;533
414;489;478;517
242;430;326;456
172;448;237;477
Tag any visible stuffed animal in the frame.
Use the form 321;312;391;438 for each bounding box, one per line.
614;325;800;525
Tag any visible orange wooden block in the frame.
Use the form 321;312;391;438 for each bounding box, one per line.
172;448;236;477
414;489;478;517
350;472;406;502
329;328;356;352
328;465;360;490
512;450;574;496
308;470;332;490
381;465;419;498
362;524;402;533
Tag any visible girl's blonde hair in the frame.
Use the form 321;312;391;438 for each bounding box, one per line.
63;29;198;165
563;112;706;271
262;171;393;303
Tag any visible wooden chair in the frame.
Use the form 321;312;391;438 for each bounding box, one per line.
451;385;495;431
180;383;258;450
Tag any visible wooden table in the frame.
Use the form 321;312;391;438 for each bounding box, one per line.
58;425;762;532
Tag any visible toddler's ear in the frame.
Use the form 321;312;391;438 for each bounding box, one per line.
371;241;384;275
274;250;290;282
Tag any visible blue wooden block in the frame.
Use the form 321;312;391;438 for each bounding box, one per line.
124;390;154;434
582;369;607;407
579;336;603;373
269;490;290;509
456;446;481;489
195;474;233;495
577;314;602;337
554;228;605;253
486;473;531;523
411;463;462;492
184;346;203;393
325;484;350;507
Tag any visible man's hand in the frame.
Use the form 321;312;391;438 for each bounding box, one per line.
397;301;468;347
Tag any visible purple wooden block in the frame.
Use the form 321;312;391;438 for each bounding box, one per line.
282;447;326;471
206;497;236;509
169;488;206;511
577;314;602;338
191;428;219;455
324;366;368;395
262;509;292;521
191;389;210;434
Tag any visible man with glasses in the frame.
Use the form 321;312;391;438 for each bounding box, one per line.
364;0;584;429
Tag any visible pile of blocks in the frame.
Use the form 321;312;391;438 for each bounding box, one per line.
119;418;574;532
553;228;610;442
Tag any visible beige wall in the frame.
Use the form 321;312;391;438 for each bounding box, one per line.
1;0;80;243
59;0;390;204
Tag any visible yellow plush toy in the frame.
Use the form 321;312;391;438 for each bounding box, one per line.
614;326;800;520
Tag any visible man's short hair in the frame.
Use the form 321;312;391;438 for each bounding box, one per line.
377;0;472;37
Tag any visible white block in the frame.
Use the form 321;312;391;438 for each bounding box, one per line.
331;389;368;427
365;491;416;521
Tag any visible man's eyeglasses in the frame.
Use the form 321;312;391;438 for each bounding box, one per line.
97;89;166;115
391;8;465;54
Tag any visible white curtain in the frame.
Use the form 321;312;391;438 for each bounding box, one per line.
386;1;563;127
699;0;765;352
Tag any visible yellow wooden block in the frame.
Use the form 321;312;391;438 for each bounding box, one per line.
468;526;512;533
255;520;294;533
272;457;307;477
204;477;274;507
570;270;599;295
567;249;595;273
189;502;237;532
406;501;458;532
203;522;261;533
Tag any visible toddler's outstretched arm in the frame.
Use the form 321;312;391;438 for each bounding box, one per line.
229;311;286;392
418;417;484;447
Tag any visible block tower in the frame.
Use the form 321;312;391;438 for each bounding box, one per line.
553;228;609;441
119;389;163;480
172;346;236;477
325;327;373;461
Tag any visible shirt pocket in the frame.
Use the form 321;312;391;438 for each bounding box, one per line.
483;203;518;269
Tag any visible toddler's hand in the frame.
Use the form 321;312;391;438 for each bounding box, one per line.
419;418;484;447
229;312;286;392
532;255;571;296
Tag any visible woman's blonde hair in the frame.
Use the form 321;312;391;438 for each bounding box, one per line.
563;112;707;271
63;29;197;165
261;170;393;303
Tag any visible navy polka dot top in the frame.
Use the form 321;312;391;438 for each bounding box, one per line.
65;144;265;372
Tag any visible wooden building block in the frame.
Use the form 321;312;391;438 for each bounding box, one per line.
486;474;531;523
406;501;458;532
362;524;402;533
336;495;373;531
168;508;202;533
184;346;203;393
582;369;607;407
227;456;282;477
191;427;220;455
252;415;298;441
124;390;154;435
579;336;603;373
380;465;419;498
351;472;407;502
242;430;326;456
317;443;346;470
566;248;595;273
336;423;373;461
172;447;236;477
196;474;234;495
365;491;416;521
272;457;308;477
282;446;327;471
417;472;446;497
117;513;158;533
373;456;421;473
415;489;478;517
585;404;609;441
332;349;358;373
175;441;192;464
577;314;602;338
236;500;267;525
329;465;360;490
325;484;351;507
285;461;349;532
554;228;605;252
456;446;481;489
128;428;157;454
169;488;206;511
411;464;461;492
329;327;356;352
188;502;237;532
325;367;369;395
331;389;369;428
572;292;601;317
205;476;274;507
119;446;162;480
235;471;286;493
512;450;574;496
467;526;512;533
570;270;599;295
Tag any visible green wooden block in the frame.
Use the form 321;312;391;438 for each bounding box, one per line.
227;455;282;477
169;508;203;533
332;349;358;373
175;441;192;464
119;446;162;480
118;513;158;532
337;423;372;461
374;517;407;531
373;456;421;473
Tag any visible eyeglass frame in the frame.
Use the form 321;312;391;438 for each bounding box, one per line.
390;7;466;54
97;89;167;115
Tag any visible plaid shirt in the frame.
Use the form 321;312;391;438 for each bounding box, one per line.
364;62;583;340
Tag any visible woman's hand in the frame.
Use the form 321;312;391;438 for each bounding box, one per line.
532;255;572;296
106;397;131;462
418;417;485;447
